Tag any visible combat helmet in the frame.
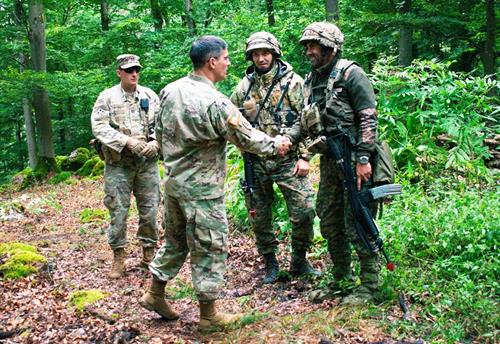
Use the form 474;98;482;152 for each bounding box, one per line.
245;31;282;60
299;22;344;53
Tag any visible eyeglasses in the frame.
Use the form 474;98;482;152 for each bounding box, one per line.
121;66;141;74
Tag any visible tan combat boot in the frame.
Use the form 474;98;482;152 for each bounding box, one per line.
141;247;155;268
109;248;125;279
198;300;243;332
139;278;179;320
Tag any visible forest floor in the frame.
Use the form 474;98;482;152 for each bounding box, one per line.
0;178;422;344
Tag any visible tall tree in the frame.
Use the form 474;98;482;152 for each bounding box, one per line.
14;0;37;168
20;54;37;168
28;0;56;170
150;0;164;31
398;0;412;66
100;0;109;31
483;0;496;77
184;0;195;35
325;0;339;22
266;0;275;26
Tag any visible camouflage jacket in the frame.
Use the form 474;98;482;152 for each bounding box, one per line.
91;84;159;153
303;57;378;159
156;73;280;200
230;60;311;161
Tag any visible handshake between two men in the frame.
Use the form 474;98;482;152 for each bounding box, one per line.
274;135;293;157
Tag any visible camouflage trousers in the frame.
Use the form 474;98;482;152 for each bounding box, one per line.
149;195;228;301
244;158;315;255
103;159;160;250
317;155;380;291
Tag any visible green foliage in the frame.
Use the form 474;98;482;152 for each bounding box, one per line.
0;242;47;280
165;278;197;301
48;171;72;185
79;208;109;224
76;156;101;177
66;148;92;172
67;289;109;312
372;58;499;182
378;180;499;341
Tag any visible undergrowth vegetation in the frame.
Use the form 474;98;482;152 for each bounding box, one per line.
224;59;499;342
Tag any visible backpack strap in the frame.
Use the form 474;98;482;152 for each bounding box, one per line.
325;58;357;98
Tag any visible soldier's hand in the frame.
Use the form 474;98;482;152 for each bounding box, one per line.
140;141;160;159
356;162;372;191
292;159;310;177
275;135;292;156
126;137;147;155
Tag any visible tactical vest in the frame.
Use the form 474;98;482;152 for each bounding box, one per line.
304;58;358;135
304;59;395;185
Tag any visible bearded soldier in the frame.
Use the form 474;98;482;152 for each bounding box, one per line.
91;54;160;279
230;32;320;284
139;36;292;331
299;23;381;305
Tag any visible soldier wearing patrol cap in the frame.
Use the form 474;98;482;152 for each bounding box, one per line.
299;22;381;305
231;31;320;284
91;54;161;279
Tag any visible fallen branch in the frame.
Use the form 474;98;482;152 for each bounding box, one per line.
0;327;29;339
398;292;411;321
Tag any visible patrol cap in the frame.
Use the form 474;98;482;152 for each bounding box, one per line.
116;54;142;69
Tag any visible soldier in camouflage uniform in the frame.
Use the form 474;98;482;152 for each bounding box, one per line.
139;36;292;331
230;32;319;284
91;54;160;279
299;23;381;305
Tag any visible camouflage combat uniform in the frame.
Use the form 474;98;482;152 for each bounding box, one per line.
230;60;315;257
150;73;282;301
91;84;160;250
301;22;380;301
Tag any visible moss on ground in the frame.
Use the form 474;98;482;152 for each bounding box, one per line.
0;242;47;279
68;289;110;312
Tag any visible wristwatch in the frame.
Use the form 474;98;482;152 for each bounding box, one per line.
357;155;370;165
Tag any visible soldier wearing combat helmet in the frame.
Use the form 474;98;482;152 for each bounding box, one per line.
300;22;381;305
231;31;320;284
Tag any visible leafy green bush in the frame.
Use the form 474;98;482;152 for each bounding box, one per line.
372;58;499;182
379;180;499;341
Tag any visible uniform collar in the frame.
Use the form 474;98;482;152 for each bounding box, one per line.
253;62;278;87
314;56;339;77
188;73;216;89
119;85;139;102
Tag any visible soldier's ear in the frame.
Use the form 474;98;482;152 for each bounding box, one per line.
207;56;216;70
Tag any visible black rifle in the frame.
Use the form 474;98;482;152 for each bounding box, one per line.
239;77;257;217
325;132;400;271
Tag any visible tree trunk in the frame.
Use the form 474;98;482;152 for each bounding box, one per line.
150;0;163;31
20;53;38;168
13;0;37;168
100;0;109;31
28;0;56;170
266;0;275;26
325;0;339;22
184;0;195;35
398;0;413;66
483;0;496;77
